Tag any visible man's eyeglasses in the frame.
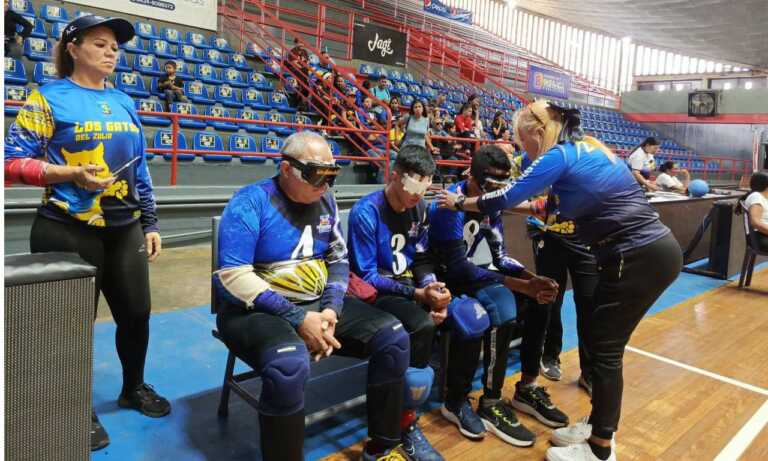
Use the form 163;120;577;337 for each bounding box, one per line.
282;155;340;188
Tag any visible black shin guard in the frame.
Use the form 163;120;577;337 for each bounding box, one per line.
259;410;305;461
367;379;405;446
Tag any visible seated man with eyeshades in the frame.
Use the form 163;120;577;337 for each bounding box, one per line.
214;131;412;461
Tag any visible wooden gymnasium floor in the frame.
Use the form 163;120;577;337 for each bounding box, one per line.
323;269;768;461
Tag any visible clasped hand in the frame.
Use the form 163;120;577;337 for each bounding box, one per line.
298;309;342;361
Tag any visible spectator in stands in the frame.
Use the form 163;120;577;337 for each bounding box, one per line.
315;48;334;75
158;61;189;111
286;39;310;110
288;37;308;63
371;75;392;104
334;73;352;97
628;137;660;191
431;118;459;178
399;99;439;155
4;15;169;452
438;100;682;461
467;94;484;137
496;127;518;160
388;95;402;122
491;111;507;140
357;79;373;107
434;94;450;119
214;132;411;461
737;171;768;250
656;161;690;193
4;0;33;58
347;145;449;460
315;72;341;122
454;103;476;154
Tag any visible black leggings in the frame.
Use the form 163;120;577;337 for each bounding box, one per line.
589;233;682;438
30;214;152;395
534;234;599;377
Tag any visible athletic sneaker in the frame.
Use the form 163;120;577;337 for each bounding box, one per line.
440;399;486;439
118;383;171;417
512;382;569;428
90;411;110;451
361;444;410;461
579;374;593;397
541;358;562;381
546;442;616;461
551;417;616;448
401;421;444;461
477;398;535;447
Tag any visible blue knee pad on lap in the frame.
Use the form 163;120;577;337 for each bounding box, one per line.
447;295;490;340
474;283;517;327
404;366;434;408
258;343;310;416
368;321;410;385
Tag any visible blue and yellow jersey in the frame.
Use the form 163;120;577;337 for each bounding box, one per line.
479;140;669;253
214;178;349;321
347;189;437;299
428;181;524;292
4;78;157;232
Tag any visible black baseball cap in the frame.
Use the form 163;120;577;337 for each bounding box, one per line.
61;15;135;45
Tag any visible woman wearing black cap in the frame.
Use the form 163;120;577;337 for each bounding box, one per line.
4;15;169;451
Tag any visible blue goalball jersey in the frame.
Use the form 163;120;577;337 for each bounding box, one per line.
479;140;669;253
215;177;349;324
428;180;525;292
4;78;157;231
347;189;437;299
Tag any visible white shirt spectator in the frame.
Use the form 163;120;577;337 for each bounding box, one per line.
656;172;684;191
628;147;655;172
744;191;768;225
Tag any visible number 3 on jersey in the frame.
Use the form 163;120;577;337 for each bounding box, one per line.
291;225;314;259
390;233;407;275
463;220;480;255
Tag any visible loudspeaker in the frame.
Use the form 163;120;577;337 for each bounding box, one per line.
5;253;97;461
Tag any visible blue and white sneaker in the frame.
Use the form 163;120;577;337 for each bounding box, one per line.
440;399;486;439
401;421;444;461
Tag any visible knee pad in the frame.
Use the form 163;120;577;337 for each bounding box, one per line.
368;321;410;385
448;295;490;341
475;284;518;327
258;343;310;416
403;366;434;408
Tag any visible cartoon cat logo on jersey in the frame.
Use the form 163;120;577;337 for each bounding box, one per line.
317;214;332;233
52;143;129;227
408;222;420;238
99;101;112;116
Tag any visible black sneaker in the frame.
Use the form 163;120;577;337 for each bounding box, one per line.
477;398;535;447
578;374;593;397
512;382;569;428
118;383;171;418
540;358;562;381
91;411;110;451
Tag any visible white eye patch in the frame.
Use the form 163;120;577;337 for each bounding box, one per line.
402;173;432;196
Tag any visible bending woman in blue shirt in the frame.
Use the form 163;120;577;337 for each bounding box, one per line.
438;100;682;461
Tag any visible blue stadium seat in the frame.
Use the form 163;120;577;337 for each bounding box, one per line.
178;44;203;63
230;53;251;72
149;77;164;98
10;0;35;17
408;84;424;97
186;32;209;49
327;140;350;166
4;85;28;115
214;84;244;108
23;16;47;38
263;59;282;76
244;42;267;59
40;4;68;23
115;53;130;72
133;54;164;77
294;114;312;128
195;132;229;162
229;134;265;162
267;112;294;136
403;72;416;84
47;21;64;40
115;72;150;98
269;92;296;113
33;61;58;86
136;99;170;126
248;72;273;91
265;47;283;61
205;106;239;131
149;39;176;59
171;102;206;129
237;108;269;134
243;88;271;110
122;35;148;54
393;82;408;95
184;80;215;105
389;69;403;82
308;53;320;67
4;57;27;84
358;64;374;76
261;135;284;162
222;68;247;88
73;10;93;18
153;129;190;161
23;37;52;61
194;63;222;85
161;27;182;44
401;94;414;106
210;36;234;53
205;49;228;68
172;60;193;80
134;21;160;40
